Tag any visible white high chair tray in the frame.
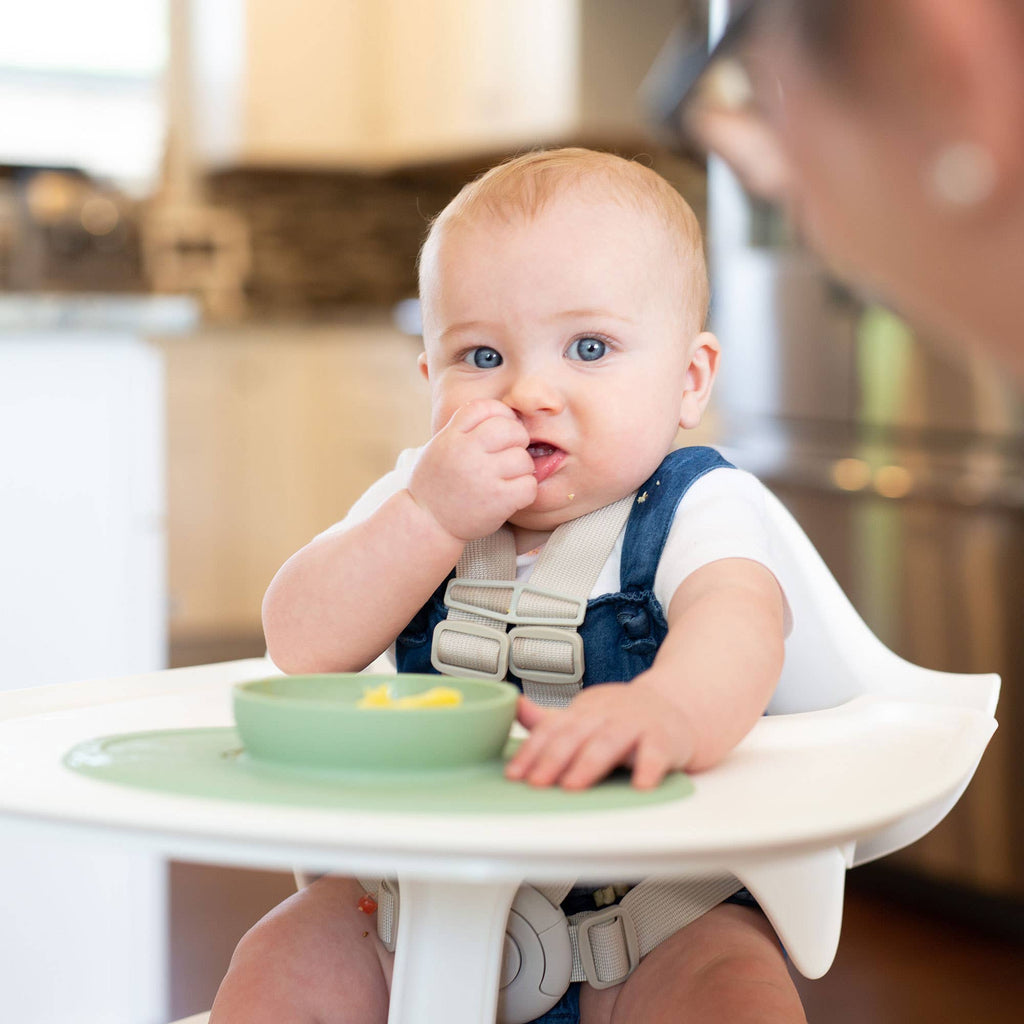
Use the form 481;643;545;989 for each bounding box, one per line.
0;658;996;1024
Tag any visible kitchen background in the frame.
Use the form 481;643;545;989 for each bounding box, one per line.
1;1;1020;1022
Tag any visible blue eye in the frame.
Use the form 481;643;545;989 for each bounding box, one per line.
464;346;502;368
568;337;607;362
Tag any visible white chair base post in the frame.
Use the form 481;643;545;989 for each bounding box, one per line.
388;875;522;1024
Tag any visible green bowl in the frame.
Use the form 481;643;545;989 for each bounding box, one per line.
233;674;519;772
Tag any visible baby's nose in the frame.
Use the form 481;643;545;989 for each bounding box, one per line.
502;373;565;416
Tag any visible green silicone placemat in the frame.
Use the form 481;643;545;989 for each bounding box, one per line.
64;728;694;814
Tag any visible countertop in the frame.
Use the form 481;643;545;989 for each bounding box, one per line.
0;293;200;335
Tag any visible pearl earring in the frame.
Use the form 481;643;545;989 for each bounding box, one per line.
926;141;997;207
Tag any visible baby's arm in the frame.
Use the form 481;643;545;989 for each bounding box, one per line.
504;556;785;789
263;399;536;673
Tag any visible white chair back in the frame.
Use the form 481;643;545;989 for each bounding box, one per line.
765;487;999;716
760;486;999;865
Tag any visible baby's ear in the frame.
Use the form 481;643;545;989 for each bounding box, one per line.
679;332;720;430
417;350;430;381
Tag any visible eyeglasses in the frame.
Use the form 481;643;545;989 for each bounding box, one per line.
644;0;790;201
645;0;763;136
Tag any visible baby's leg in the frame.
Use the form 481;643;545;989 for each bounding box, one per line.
210;875;393;1024
580;903;806;1024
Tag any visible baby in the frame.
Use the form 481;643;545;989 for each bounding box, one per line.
212;149;805;1024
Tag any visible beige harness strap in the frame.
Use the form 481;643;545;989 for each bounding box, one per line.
362;874;742;989
432;526;518;679
565;875;742;987
431;494;636;706
516;494;635;705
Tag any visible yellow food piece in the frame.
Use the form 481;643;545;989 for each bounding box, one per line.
357;683;397;708
357;683;463;710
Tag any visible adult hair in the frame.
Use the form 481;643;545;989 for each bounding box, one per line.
419;147;709;335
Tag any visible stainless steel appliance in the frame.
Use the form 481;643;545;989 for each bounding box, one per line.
707;158;1023;908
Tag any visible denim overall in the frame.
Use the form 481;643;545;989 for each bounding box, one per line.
396;445;740;1024
397;446;733;685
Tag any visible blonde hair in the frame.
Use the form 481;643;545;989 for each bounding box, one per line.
418;148;709;334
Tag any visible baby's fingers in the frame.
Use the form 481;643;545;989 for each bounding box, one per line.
490;445;536;484
450;398;520;434
472;412;531;455
504;698;551;780
515;695;547;732
629;734;675;791
507;712;641;791
557;725;640;791
505;709;598;788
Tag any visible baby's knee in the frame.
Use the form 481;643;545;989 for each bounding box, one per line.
212;879;392;1024
606;905;805;1024
228;905;298;975
677;907;805;1022
211;910;308;1022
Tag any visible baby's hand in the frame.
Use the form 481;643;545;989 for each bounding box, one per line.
409;399;538;543
504;682;696;790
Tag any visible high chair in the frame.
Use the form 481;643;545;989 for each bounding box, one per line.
0;480;994;1024
161;484;998;1024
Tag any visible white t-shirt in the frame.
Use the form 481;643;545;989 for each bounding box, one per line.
321;446;792;635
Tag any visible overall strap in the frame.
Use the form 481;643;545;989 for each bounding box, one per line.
619;446;735;593
431;493;636;706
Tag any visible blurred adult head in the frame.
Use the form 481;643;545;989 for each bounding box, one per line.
672;0;1024;377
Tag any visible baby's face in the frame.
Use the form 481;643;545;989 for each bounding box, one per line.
420;193;708;534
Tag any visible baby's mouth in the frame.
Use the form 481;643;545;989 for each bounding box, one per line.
527;442;566;483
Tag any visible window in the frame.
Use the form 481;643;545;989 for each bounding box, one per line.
0;1;168;191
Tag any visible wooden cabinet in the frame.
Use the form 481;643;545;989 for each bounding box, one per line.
191;0;580;169
162;322;430;642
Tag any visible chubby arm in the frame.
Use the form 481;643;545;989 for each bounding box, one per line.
504;557;786;789
262;490;464;674
263;400;536;673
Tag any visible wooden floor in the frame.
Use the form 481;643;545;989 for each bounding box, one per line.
791;881;1023;1023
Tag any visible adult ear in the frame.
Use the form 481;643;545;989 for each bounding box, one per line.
679;332;720;430
905;0;1024;197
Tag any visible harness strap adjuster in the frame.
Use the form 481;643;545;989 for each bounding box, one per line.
430;620;510;680
509;626;585;686
444;578;587;627
574;903;641;989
